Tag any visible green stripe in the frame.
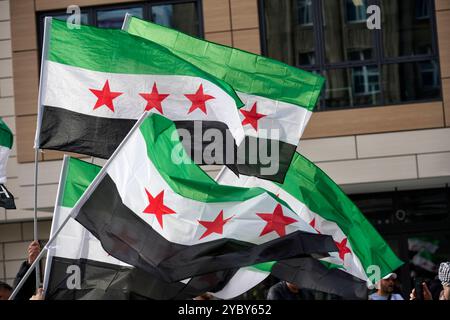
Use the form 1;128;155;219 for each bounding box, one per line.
62;157;101;208
0;118;13;149
251;261;275;272
125;16;325;111
277;153;403;278
47;19;243;108
139;113;292;208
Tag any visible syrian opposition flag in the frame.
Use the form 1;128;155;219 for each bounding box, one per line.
44;157;243;300
66;113;338;286
45;156;367;300
215;153;404;296
123;15;324;183
35;18;245;163
0;118;15;209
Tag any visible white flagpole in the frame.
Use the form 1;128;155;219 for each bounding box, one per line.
9;112;149;300
31;16;52;294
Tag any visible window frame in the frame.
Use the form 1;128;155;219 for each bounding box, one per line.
258;0;443;111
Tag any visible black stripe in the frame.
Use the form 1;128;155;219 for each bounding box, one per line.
45;256;238;300
227;136;297;184
271;258;368;299
38;106;237;165
166;120;238;166
39;106;135;159
75;174;337;283
39;107;295;182
0;184;16;209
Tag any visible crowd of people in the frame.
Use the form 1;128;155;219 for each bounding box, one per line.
0;241;449;301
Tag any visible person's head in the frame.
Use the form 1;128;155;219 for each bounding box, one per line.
438;262;450;300
285;281;299;293
0;281;12;300
377;273;397;295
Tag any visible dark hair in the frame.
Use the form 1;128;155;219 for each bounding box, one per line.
0;281;13;292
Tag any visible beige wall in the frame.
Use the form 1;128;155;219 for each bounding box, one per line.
0;220;50;285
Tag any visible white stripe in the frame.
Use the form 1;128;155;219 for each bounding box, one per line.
105;128;320;246
47;206;132;266
237;92;312;146
43;61;245;145
216;167;369;283
0;145;10;184
211;267;270;300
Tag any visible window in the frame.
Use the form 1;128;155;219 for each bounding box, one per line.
416;0;431;19
346;0;367;23
96;7;144;29
260;0;441;111
37;1;202;46
297;0;313;25
419;60;439;89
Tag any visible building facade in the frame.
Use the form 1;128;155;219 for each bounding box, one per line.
0;0;449;297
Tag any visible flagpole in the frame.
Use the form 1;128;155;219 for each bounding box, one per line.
30;17;53;296
33;147;41;292
9;112;150;300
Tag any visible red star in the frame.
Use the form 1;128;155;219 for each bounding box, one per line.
309;218;321;234
240;102;267;131
257;204;297;237
139;83;170;114
89;80;123;112
143;189;175;228
185;84;215;114
335;238;352;261
198;210;233;240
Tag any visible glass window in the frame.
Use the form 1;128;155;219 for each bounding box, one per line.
381;0;435;58
352;65;380;96
297;0;313;25
150;2;200;37
416;0;432;19
346;0;368;23
38;1;202;57
263;0;316;68
383;60;440;105
325;67;380;108
96;7;143;29
322;0;374;64
261;0;441;110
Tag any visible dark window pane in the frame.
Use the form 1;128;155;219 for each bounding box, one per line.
397;189;449;224
97;7;143;29
323;0;374;63
381;0;435;58
263;0;316;67
383;61;441;104
345;0;368;22
298;0;313;25
324;66;380;109
151;3;200;37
